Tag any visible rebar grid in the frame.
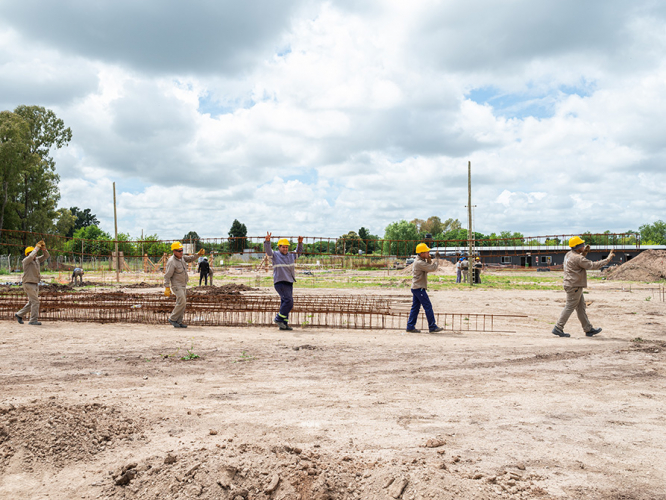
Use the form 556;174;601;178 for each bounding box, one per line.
0;290;526;332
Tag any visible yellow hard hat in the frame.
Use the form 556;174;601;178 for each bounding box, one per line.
475;257;480;260
569;236;584;248
25;246;35;256
415;243;430;254
277;238;290;246
171;241;183;251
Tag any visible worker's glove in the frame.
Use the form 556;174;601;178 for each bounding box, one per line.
197;248;205;256
164;287;171;297
582;245;590;257
36;240;45;249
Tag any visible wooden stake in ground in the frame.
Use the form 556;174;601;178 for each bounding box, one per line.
113;182;119;283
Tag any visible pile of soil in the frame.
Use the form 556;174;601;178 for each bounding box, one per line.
72;280;114;288
605;249;666;282
96;442;545;499
189;284;254;296
0;401;144;470
123;282;161;289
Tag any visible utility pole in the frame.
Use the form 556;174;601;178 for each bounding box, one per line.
467;161;473;286
113;182;119;283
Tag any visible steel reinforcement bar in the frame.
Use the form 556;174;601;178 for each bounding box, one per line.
0;291;527;332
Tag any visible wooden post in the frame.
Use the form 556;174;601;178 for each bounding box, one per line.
113;182;119;283
467;161;473;286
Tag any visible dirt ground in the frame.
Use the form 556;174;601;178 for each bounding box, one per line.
1;277;665;500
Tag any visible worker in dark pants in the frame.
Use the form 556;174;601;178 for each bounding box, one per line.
197;257;210;286
406;243;444;334
473;257;482;284
264;232;304;330
71;267;85;285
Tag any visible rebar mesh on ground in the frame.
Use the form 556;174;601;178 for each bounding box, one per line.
0;291;526;332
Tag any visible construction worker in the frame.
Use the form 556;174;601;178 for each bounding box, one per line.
15;240;49;326
552;236;615;338
460;257;469;282
264;232;304;330
406;243;444;333
71;267;85;285
164;242;205;328
473;257;482;284
455;257;463;283
197;257;210;286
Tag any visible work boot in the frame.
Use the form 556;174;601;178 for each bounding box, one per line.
14;314;23;324
586;327;602;337
178;323;188;328
429;326;444;333
168;319;182;328
406;328;420;333
28;321;42;326
552;326;570;338
278;322;293;331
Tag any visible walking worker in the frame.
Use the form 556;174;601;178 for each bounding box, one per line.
71;267;85;285
264;232;304;330
15;240;49;326
164;241;205;328
552;236;614;338
197;257;210;286
406;243;444;333
455;257;464;283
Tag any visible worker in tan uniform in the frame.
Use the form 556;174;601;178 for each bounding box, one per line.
406;243;444;333
15;240;49;325
164;241;205;328
552;236;614;338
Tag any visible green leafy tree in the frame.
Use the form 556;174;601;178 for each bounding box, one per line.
54;208;76;237
0;111;34;239
12;105;71;237
141;234;170;257
336;231;363;254
69;207;99;236
640;221;666;245
228;219;247;252
383;220;420;256
66;225;113;256
358;227;380;253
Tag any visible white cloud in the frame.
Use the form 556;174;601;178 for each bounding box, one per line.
3;0;666;239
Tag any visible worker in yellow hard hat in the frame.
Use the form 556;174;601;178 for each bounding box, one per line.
15;240;49;325
473;256;482;284
264;232;304;330
552;236;615;338
164;241;205;328
406;243;443;333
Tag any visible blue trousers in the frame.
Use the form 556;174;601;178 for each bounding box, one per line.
407;288;438;331
274;281;294;323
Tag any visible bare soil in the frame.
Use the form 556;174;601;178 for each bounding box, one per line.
1;280;665;499
605;250;666;282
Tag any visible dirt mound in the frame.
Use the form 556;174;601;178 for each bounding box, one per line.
189;283;254;295
0;401;144;470
123;282;160;289
605;250;666;282
96;442;545;499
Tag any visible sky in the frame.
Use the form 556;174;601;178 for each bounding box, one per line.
1;0;665;240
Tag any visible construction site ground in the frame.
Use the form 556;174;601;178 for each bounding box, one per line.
1;269;665;500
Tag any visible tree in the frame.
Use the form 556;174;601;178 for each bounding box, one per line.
640;221;666;245
228;219;247;252
0;111;33;239
12;105;71;236
383;220;420;256
358;227;380;253
69;207;100;236
409;218;425;232
65;225;113;256
421;216;443;235
336;231;363;254
55;208;76;237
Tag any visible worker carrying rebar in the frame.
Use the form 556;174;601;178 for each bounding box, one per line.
15;240;49;326
473;257;482;284
264;232;304;330
406;243;444;334
164;242;205;328
552;236;614;338
71;267;85;285
197;257;210;286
